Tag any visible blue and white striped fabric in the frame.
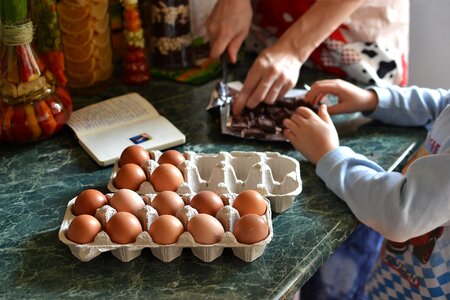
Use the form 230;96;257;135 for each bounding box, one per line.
365;228;450;299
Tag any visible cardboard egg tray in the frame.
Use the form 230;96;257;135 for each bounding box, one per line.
59;193;273;263
108;151;302;213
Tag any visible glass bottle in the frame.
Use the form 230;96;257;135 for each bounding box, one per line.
0;0;72;143
122;0;151;85
109;0;126;62
57;0;113;94
32;0;68;88
150;0;194;70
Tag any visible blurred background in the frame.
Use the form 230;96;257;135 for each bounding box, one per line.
409;0;450;88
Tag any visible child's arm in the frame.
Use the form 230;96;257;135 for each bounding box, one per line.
305;79;450;126
305;79;378;115
368;85;450;127
316;143;450;242
289;79;450;242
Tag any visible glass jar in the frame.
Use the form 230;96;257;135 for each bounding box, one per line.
32;0;68;88
122;0;151;85
0;1;72;143
109;0;126;62
150;0;195;70
57;0;113;94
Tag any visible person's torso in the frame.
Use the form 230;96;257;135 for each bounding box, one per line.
365;105;450;299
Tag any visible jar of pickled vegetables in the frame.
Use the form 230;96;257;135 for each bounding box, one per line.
122;0;151;85
32;0;68;87
0;0;72;143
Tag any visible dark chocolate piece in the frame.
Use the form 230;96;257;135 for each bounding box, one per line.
266;105;284;115
230;115;249;131
270;108;291;126
257;117;276;133
248;114;258;127
297;100;315;111
252;104;265;115
278;97;316;111
278;97;300;110
241;128;266;139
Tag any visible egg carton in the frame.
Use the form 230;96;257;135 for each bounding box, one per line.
59;193;273;263
108;151;302;213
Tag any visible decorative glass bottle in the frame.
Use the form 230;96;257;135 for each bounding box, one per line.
150;0;194;70
0;0;72;143
122;0;151;85
57;0;113;94
32;0;68;88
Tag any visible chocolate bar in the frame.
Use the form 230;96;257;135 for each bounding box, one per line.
225;95;314;141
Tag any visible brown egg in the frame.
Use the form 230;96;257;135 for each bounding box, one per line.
105;211;143;244
72;189;108;216
114;163;147;191
189;191;224;216
150;163;184;192
187;214;225;245
151;191;185;215
233;214;269;244
109;188;145;214
157;150;185;167
233;190;267;216
66;214;102;244
119;145;150;167
149;215;185;245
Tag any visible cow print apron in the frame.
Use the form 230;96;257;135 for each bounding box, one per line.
248;0;409;87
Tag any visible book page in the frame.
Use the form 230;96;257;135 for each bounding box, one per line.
67;93;159;134
79;115;186;166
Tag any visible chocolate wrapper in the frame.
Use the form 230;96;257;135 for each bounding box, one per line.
219;83;311;141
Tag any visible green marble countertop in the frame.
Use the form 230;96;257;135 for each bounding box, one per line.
0;64;426;299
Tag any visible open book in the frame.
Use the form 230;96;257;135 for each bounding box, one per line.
67;93;186;166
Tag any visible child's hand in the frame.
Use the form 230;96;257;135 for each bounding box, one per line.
304;79;378;115
206;0;253;64
283;105;339;165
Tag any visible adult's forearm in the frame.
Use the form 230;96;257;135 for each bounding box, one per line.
278;0;364;63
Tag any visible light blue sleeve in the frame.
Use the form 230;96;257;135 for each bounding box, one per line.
316;147;450;242
368;86;450;128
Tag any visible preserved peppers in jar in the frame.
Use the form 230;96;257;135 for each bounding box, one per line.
32;0;68;87
150;0;194;70
122;0;151;85
0;0;72;143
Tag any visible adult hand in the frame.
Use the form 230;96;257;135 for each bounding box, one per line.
283;105;339;165
304;79;378;115
232;42;302;115
206;0;253;63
